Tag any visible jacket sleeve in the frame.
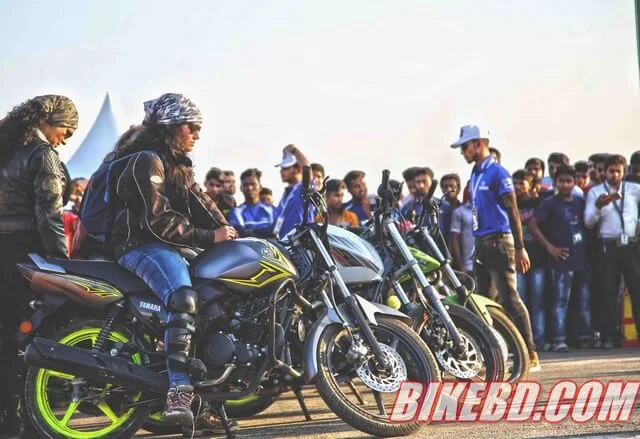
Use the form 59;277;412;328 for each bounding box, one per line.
32;147;69;258
129;153;215;248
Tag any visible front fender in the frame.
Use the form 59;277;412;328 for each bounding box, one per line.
302;296;413;382
303;306;346;382
443;292;503;326
353;294;412;327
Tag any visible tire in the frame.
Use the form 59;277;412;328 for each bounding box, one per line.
24;320;152;439
314;316;440;437
487;307;530;383
426;302;506;382
225;392;281;418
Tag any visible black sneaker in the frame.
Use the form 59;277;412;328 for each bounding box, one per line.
182;408;239;437
163;385;195;425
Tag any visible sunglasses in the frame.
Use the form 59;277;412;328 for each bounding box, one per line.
187;123;201;134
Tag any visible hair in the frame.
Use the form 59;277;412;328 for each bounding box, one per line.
414;167;434;180
402;166;419;183
0;99;49;162
325;178;346;193
240;167;262;181
222;170;234;177
259;187;272;197
343;170;365;190
605;154;627;170
512;169;535;186
311;163;325;176
440;173;460;189
489;147;501;163
525;157;545;174
107;123;196;192
630;151;640;165
205;167;224;183
574;161;589;173
555;165;576;180
547;152;570;166
588;153;610;164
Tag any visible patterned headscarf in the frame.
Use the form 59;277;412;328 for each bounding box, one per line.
143;93;203;126
32;95;79;129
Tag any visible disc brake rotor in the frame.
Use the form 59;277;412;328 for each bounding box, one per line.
355;342;407;393
491;326;509;363
434;330;483;379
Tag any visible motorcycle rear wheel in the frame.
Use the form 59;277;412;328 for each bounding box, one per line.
24;320;152;439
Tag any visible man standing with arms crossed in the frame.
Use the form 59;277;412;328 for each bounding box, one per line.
450;125;540;371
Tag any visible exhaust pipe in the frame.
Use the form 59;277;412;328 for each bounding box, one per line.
25;337;167;393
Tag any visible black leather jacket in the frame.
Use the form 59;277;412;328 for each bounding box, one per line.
0;139;70;257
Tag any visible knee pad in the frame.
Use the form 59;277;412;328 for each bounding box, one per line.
168;286;198;314
165;313;196;372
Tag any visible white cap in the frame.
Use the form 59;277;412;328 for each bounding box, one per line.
274;152;298;168
450;125;490;148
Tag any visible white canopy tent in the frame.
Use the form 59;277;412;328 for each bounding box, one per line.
65;93;119;179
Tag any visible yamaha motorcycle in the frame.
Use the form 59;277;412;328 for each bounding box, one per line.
18;166;440;439
347;170;506;383
400;190;530;383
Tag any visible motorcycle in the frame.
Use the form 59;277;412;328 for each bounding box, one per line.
348;170;506;383
400;186;530;383
18;166;440;438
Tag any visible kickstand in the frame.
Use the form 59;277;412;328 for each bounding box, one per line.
216;403;237;439
347;380;366;405
292;385;312;421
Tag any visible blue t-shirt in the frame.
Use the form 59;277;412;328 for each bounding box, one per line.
344;200;370;225
229;202;275;238
439;198;460;243
470;157;514;238
533;195;587;272
273;183;314;239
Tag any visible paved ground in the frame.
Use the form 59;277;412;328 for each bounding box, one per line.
133;348;640;439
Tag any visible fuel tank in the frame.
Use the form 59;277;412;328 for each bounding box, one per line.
190;238;298;295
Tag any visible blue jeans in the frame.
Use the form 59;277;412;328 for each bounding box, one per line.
118;242;192;387
516;268;546;346
550;269;592;343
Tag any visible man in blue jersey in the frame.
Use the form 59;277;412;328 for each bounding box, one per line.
273;144;312;239
451;124;540;371
343;170;372;225
229;168;275;238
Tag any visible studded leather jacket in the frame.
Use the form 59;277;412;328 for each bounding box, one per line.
0;139;70;258
107;150;228;259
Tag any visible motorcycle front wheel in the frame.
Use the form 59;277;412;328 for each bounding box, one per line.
314;316;440;437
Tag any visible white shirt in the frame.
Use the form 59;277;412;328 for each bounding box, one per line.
584;181;640;239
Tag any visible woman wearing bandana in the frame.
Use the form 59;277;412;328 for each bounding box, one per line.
107;93;238;431
0;95;78;436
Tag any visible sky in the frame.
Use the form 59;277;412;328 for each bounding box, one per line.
0;0;638;200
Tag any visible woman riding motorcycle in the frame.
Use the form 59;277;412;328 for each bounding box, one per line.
106;93;237;428
0;95;78;435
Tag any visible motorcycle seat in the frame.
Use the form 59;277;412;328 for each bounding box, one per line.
48;258;149;294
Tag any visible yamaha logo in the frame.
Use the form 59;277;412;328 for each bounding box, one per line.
139;301;162;313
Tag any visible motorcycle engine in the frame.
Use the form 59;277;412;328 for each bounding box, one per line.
198;297;270;385
201;332;261;369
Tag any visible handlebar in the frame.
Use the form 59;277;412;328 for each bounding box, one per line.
302;166;312;192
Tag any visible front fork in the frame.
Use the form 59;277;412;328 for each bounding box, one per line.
307;228;391;369
384;219;466;353
420;229;494;326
